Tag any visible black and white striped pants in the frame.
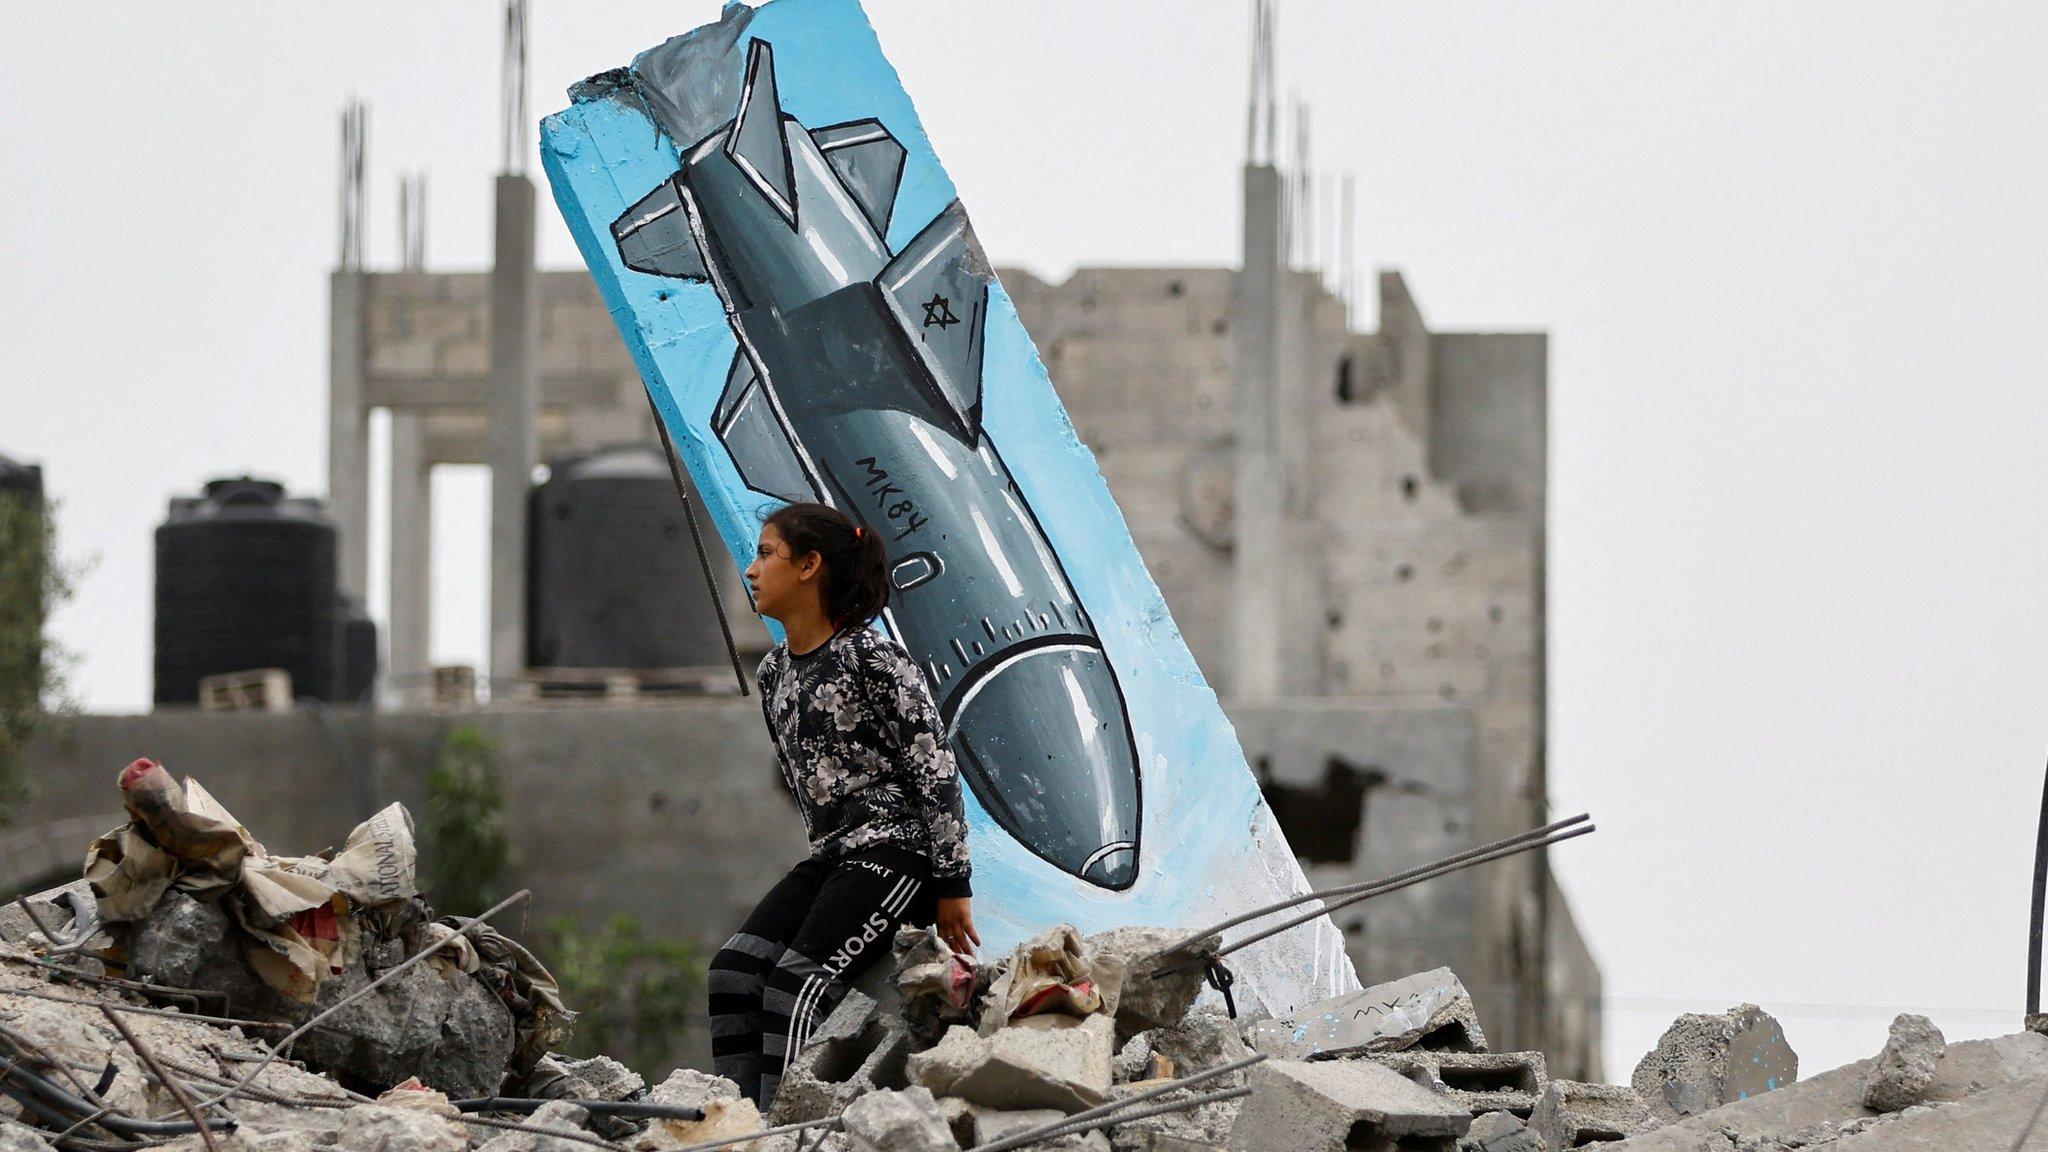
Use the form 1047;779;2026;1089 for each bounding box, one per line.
707;845;932;1109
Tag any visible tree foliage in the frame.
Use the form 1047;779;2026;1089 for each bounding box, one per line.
544;914;704;1075
420;725;511;917
0;495;73;825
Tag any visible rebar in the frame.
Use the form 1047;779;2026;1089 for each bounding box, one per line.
1171;821;1595;972
968;1052;1265;1152
100;1005;224;1152
463;1110;639;1152
1;984;292;1032
1148;813;1591;963
2028;751;2048;1017
190;888;532;1111
648;388;750;696
455;1096;707;1122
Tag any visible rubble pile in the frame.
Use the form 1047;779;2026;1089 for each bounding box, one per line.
4;763;2047;1150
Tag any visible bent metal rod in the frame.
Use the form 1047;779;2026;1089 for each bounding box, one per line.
1150;815;1597;978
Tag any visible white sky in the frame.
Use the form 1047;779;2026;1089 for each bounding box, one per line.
4;2;2047;1080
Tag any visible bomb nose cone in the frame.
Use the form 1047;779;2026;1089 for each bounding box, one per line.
947;644;1141;891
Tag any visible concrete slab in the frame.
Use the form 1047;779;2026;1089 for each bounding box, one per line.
1245;967;1487;1061
1225;1058;1469;1152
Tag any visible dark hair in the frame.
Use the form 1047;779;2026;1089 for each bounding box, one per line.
762;502;890;627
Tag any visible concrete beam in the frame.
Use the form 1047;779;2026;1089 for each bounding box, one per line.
487;175;539;693
1231;163;1284;701
387;412;432;707
328;271;370;600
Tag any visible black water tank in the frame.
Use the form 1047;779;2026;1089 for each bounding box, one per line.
336;594;379;705
155;478;340;705
527;444;733;670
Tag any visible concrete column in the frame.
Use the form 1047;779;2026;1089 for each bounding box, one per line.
1231;163;1284;700
387;411;433;706
328;271;370;600
487;174;538;696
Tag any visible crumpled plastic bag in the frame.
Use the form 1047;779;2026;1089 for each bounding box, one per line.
978;924;1126;1036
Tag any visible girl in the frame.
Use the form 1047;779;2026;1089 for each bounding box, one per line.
708;502;978;1110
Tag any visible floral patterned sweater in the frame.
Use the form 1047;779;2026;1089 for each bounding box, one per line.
756;625;972;898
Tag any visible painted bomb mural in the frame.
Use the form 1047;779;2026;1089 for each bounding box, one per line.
611;38;1142;891
542;0;1359;1012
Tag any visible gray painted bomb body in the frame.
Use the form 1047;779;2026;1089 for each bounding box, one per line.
612;39;1140;889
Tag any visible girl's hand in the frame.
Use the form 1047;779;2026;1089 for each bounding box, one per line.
936;896;980;956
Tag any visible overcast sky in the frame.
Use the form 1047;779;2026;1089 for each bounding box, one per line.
5;1;2047;1079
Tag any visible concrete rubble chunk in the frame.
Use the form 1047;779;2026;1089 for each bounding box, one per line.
119;889;518;1099
1104;1080;1243;1151
0;1119;55;1151
1244;967;1487;1061
1148;1007;1251;1080
1370;1050;1548;1119
768;990;916;1125
1118;1138;1225;1152
1225;1058;1470;1152
1459;1110;1541;1152
1861;1013;1944;1113
649;1067;742;1110
1530;1080;1653;1150
325;1103;471;1152
970;1105;1069;1143
1083;926;1220;1041
909;1015;1116;1113
474;1100;591;1152
0;881;99;948
839;1086;958;1152
1629;1003;1797;1125
1600;1032;2048;1151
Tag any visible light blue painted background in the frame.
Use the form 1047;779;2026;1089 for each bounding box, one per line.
540;0;1353;1009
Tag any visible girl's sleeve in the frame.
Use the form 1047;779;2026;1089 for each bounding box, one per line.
872;640;973;898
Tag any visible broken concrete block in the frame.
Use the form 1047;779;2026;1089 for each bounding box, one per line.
1225;1058;1470;1152
1530;1080;1653;1150
1599;1032;2048;1151
839;1087;957;1152
1861;1013;1945;1112
1244;967;1487;1061
326;1103;471;1152
654;1097;764;1149
1116;1138;1223;1152
121;890;516;1098
768;990;916;1125
0;1119;54;1151
1114;1033;1156;1083
0;881;98;948
1084;926;1219;1040
911;1015;1116;1112
1459;1111;1540;1152
1148;1007;1252;1080
1630;1003;1797;1124
474;1100;591;1152
970;1106;1069;1144
1104;1080;1244;1151
1370;1050;1548;1118
649;1068;742;1110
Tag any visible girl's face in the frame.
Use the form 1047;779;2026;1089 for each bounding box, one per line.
745;524;820;622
